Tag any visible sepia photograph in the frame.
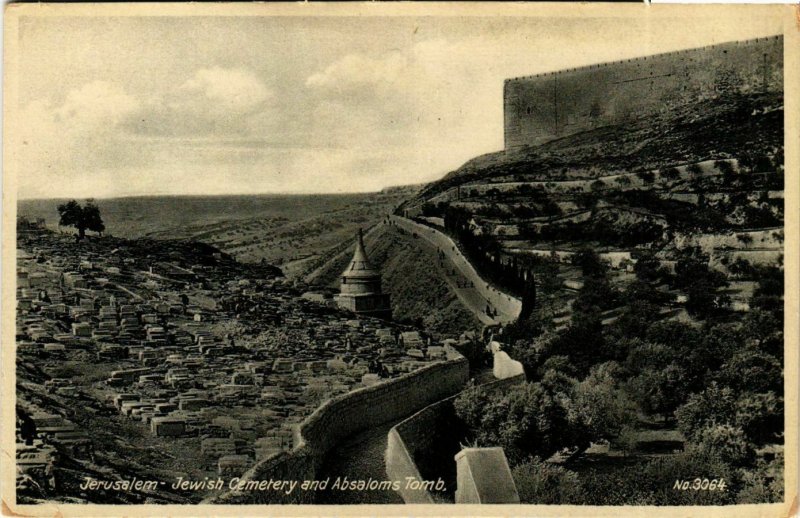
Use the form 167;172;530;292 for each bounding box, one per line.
2;4;797;516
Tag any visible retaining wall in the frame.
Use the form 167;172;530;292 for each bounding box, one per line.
390;215;522;323
210;350;470;504
387;374;525;503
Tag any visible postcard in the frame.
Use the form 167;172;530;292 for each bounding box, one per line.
2;3;797;517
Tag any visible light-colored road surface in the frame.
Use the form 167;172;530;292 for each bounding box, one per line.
315;420;404;504
390;216;522;325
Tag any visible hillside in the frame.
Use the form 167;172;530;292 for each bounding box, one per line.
307;223;480;338
400;90;785;505
404;92;781;209
18;187;420;276
399;92;783;281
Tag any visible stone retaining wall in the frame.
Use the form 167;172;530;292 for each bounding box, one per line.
386;374;525;503
390;215;522;323
210;350;470;504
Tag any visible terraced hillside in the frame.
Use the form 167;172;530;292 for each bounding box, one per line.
397;92;784;324
398;90;785;506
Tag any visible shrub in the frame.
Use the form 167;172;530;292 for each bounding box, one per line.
661;167;681;181
637;171;655;184
512;457;584;504
676;382;737;440
688;163;704;176
453;381;572;463
689;424;755;467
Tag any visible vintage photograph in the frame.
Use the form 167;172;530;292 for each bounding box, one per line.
2;4;797;515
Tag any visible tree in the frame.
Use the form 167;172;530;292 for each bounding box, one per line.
572;276;618;314
661;167;681;181
714;160;736;187
673;248;730;319
57;199;105;240
676;382;737;440
572;248;608;278
689;424;755;467
568;362;637;445
633;251;663;283
737;457;784;503
737;233;754;248
688;163;704;176
626;364;688;421
453;381;572;463
636;171;655;184
557;308;606;375
717;349;782;395
734;391;783;446
740;309;782;356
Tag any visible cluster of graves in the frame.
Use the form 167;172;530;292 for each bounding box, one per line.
14;225;449;501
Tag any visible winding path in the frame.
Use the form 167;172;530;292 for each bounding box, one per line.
389;215;522;325
315;420;404;504
314;368;497;504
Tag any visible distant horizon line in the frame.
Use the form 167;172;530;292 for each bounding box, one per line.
17;184;425;203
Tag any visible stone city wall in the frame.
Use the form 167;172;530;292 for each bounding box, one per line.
504;36;782;149
211;350;470;504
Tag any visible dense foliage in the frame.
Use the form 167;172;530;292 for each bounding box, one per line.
454;248;783;504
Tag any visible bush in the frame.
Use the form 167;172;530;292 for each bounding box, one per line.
734;391;783;446
453;381;572;463
688;163;704;176
512;457;584;504
579;450;737;505
661;167;681;181
717;350;782;394
737;457;784;503
689;424;755;467
676;382;737;440
636;170;655;184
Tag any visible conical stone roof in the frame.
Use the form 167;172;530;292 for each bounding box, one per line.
343;229;380;279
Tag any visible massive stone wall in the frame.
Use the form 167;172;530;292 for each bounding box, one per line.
504;36;783;149
211;350;470;504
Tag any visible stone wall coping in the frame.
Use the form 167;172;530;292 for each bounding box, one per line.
504;35;782;83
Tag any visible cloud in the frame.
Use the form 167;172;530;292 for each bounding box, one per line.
178;67;272;113
302;37;508;183
15;81;149;199
15;68;278;198
54;80;141;125
128;67;275;137
306;53;408;94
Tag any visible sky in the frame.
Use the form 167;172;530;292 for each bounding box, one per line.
11;9;783;199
